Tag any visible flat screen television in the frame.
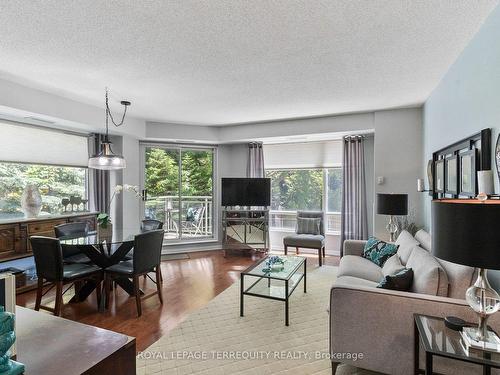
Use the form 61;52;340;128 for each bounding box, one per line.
221;178;271;206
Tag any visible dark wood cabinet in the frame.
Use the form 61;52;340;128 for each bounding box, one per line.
0;213;97;261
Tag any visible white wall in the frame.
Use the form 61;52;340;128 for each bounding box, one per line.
422;5;500;290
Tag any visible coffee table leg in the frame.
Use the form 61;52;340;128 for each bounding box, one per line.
304;258;307;293
240;273;244;317
285;279;289;326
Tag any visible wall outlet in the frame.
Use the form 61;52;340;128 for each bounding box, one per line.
377;176;385;185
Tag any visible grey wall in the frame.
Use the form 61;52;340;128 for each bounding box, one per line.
373;108;423;239
422;5;500;290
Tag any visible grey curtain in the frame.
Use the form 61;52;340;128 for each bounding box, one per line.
88;133;111;213
247;142;265;178
340;135;368;256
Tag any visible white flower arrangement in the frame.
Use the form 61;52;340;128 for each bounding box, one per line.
98;184;142;227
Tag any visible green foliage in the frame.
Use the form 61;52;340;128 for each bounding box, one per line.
144;148;213;197
0;162;86;218
266;168;342;212
266;169;323;210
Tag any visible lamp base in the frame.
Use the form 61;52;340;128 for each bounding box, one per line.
462;326;500;352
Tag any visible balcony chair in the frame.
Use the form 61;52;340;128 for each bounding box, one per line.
181;206;206;236
54;222;92;264
283;211;326;266
104;229;164;317
30;236;102;316
141;219;164;231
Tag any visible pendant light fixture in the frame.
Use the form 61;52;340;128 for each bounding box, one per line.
88;88;131;170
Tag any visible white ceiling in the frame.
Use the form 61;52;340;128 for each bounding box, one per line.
0;1;497;126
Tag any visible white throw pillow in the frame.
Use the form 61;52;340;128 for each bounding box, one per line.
395;230;420;264
382;254;406;277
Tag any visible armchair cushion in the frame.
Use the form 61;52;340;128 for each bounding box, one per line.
283;234;324;248
296;217;321;235
337;255;383;282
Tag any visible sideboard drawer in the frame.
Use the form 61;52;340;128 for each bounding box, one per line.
27;219;67;235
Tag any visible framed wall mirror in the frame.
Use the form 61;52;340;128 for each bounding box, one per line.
459;149;477;197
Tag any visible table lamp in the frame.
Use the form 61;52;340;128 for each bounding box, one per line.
376;193;408;242
432;199;500;345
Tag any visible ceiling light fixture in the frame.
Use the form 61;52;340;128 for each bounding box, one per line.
88;88;131;170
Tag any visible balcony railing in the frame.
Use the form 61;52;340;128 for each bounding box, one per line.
145;195;213;240
269;210;341;234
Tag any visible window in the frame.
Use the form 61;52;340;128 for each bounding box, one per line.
0;162;88;220
266;168;342;234
142;145;215;242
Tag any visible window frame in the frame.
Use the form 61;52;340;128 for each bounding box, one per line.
139;142;218;246
0;160;90;219
265;166;342;235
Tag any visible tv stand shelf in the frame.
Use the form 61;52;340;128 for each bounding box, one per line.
222;208;269;254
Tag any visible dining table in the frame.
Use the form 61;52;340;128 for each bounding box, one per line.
60;229;142;309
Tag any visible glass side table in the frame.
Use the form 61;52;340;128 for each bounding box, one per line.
414;314;500;375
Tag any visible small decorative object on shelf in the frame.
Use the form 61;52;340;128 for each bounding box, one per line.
21;184;42;218
61;198;70;212
0;307;24;374
262;256;286;273
477;192;488;202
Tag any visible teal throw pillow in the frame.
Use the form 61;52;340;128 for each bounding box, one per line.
362;237;399;267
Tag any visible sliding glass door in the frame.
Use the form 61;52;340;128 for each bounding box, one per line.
141;144;215;243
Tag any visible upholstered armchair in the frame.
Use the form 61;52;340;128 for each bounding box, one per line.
283;211;325;266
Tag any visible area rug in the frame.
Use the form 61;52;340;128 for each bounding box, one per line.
137;265;380;375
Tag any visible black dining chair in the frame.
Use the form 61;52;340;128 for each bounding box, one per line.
30;236;102;316
141;219;164;232
104;229;164;317
54;222;92;264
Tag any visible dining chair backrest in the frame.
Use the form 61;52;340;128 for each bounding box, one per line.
54;222;89;238
141;219;164;232
133;229;164;274
30;236;64;282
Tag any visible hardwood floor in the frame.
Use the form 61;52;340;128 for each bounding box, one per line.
16;250;339;352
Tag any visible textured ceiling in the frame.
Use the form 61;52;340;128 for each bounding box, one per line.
0;1;497;126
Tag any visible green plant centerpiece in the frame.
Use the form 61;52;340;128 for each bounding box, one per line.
0;306;24;375
97;184;141;238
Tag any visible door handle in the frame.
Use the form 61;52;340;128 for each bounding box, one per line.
141;189;148;201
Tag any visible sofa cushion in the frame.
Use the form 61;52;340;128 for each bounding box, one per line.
382;254;405;277
406;246;448;296
362;237;398;267
283;234;324;248
414;229;431;252
395;230;420;264
296;217;321;235
334;275;380;289
437;258;477;299
338;255;384;283
377;268;414;291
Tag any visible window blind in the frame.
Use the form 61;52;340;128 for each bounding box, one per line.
0;121;89;167
263;140;342;169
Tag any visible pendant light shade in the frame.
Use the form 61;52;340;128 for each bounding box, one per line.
88;141;126;170
88;88;131;170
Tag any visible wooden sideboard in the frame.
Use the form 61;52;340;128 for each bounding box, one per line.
0;212;97;262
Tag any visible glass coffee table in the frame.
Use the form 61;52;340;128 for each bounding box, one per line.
240;255;306;326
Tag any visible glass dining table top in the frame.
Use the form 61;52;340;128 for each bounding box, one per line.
59;229;139;246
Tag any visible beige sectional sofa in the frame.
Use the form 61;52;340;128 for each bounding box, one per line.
329;229;500;374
